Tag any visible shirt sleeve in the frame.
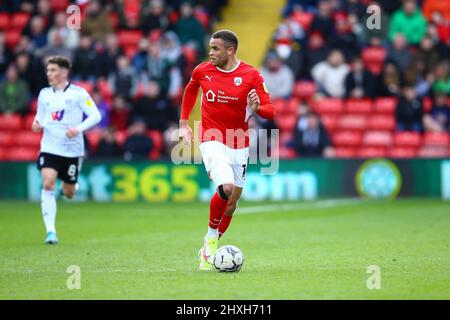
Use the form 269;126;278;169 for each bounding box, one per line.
180;65;201;120
35;91;46;126
75;89;102;132
252;71;276;119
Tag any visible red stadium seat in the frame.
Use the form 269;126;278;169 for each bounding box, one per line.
321;115;339;132
11;12;31;30
97;79;113;100
418;146;448;158
279;131;294;146
332;131;362;147
0;147;6;161
272;99;286;115
7;147;40;161
367;115;396;131
293;81;317;100
117;30;143;48
86;129;102;152
388;147;417;158
0;13;10;30
147;129;164;152
285;98;300;115
13;131;41;147
291;11;314;30
338;115;368;131
0;114;23;131
423;96;432;113
374;97;397;114
333;147;357;158
278;146;297;159
24;113;36;130
423;132;449;147
109;12;119;30
116;130;127;146
394;131;422;147
4;30;21;49
275;114;298;131
29;98;38;113
182;46;198;65
0;132;14;147
194;8;210;30
313;98;344;114
345;99;373;114
357;147;387;158
50;0;70;12
73;81;94;94
363;131;393;147
362;47;386;75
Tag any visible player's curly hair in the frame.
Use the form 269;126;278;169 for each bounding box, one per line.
212;30;238;52
46;55;72;71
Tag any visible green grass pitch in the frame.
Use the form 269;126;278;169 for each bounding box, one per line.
0;199;449;299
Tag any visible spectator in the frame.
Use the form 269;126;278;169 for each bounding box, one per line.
173;2;206;58
96;127;122;158
108;55;138;100
123;119;153;161
310;0;334;41
389;0;427;45
289;112;333;157
423;0;450;23
141;0;169;35
47;12;80;50
41;30;73;63
432;61;450;94
413;36;441;76
329;13;359;60
344;57;377;98
132;38;150;73
92;90;111;129
260;52;294;100
312;49;350;98
396;85;423;132
388;33;412;72
110;95;130;131
303;31;330;78
130;81;177;131
27;15;48;50
0;32;13;78
143;41;172;94
161;31;185;70
15;53;34;93
0;64;30;114
100;34;124;77
81;0;113;42
423;91;450;132
376;62;401;96
72;35;102;82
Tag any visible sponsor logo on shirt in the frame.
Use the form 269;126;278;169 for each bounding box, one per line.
51;110;65;121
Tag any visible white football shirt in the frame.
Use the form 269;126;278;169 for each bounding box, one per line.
35;82;102;157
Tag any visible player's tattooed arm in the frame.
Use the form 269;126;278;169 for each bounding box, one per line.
248;89;260;113
179;119;193;145
31;119;43;132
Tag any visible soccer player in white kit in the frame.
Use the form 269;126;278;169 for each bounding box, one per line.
32;56;101;244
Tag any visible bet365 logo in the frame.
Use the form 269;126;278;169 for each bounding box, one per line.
51;110;65;121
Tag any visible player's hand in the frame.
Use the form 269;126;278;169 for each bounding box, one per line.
179;120;193;145
248;89;260;113
66;128;80;139
31;119;43;132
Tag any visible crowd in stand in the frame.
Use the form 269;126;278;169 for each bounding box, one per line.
260;0;450;158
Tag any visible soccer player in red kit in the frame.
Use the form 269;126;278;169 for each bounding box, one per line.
178;30;275;270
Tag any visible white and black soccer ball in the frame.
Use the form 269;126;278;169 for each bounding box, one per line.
213;245;244;272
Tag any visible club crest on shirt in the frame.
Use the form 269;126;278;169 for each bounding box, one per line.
234;77;242;86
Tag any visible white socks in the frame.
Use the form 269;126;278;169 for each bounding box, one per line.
207;226;218;238
41;189;57;233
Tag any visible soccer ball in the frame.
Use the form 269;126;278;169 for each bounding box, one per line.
213;245;244;272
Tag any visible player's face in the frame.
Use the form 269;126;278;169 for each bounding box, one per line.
46;63;67;86
209;38;230;67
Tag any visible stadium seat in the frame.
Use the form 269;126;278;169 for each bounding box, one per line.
313;98;344;115
24;113;35;130
332;131;362;147
285;98;299;115
337;114;367;131
418;146;448;158
423;96;432;113
29;98;38;113
345;99;373;114
7;147;39;161
362;47;386;75
86;130;102;152
115;130;127;146
367;115;396;131
13;131;41;147
278;146;297;159
109;12;119;30
279;131;294;146
357;147;387;158
51;0;70;12
333;147;357;158
394;131;422;147
423;132;449;147
0;13;10;30
124;45;138;59
194;8;210;30
275;114;298;131
182;46;198;65
293;81;317;100
73;81;94;94
0;147;6;161
388;147;417;158
11;12;31;30
363;131;393;147
4;30;21;49
117;30;143;48
147;130;163;160
374;97;397;114
320;115;339;132
97;79;113;100
0;114;23;131
0;132;14;147
272;99;287;115
291;11;314;30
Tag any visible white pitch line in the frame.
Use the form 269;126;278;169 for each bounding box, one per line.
237;198;363;215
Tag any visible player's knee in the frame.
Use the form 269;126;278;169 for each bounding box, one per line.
42;179;55;191
218;184;234;200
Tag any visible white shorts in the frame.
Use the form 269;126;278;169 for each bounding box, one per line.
200;141;249;189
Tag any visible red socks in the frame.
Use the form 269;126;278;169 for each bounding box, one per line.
218;215;233;238
209;192;228;229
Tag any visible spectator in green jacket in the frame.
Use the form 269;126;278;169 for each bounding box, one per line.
388;0;427;45
0;64;30;114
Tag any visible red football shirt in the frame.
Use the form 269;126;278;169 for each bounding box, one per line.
181;60;272;149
